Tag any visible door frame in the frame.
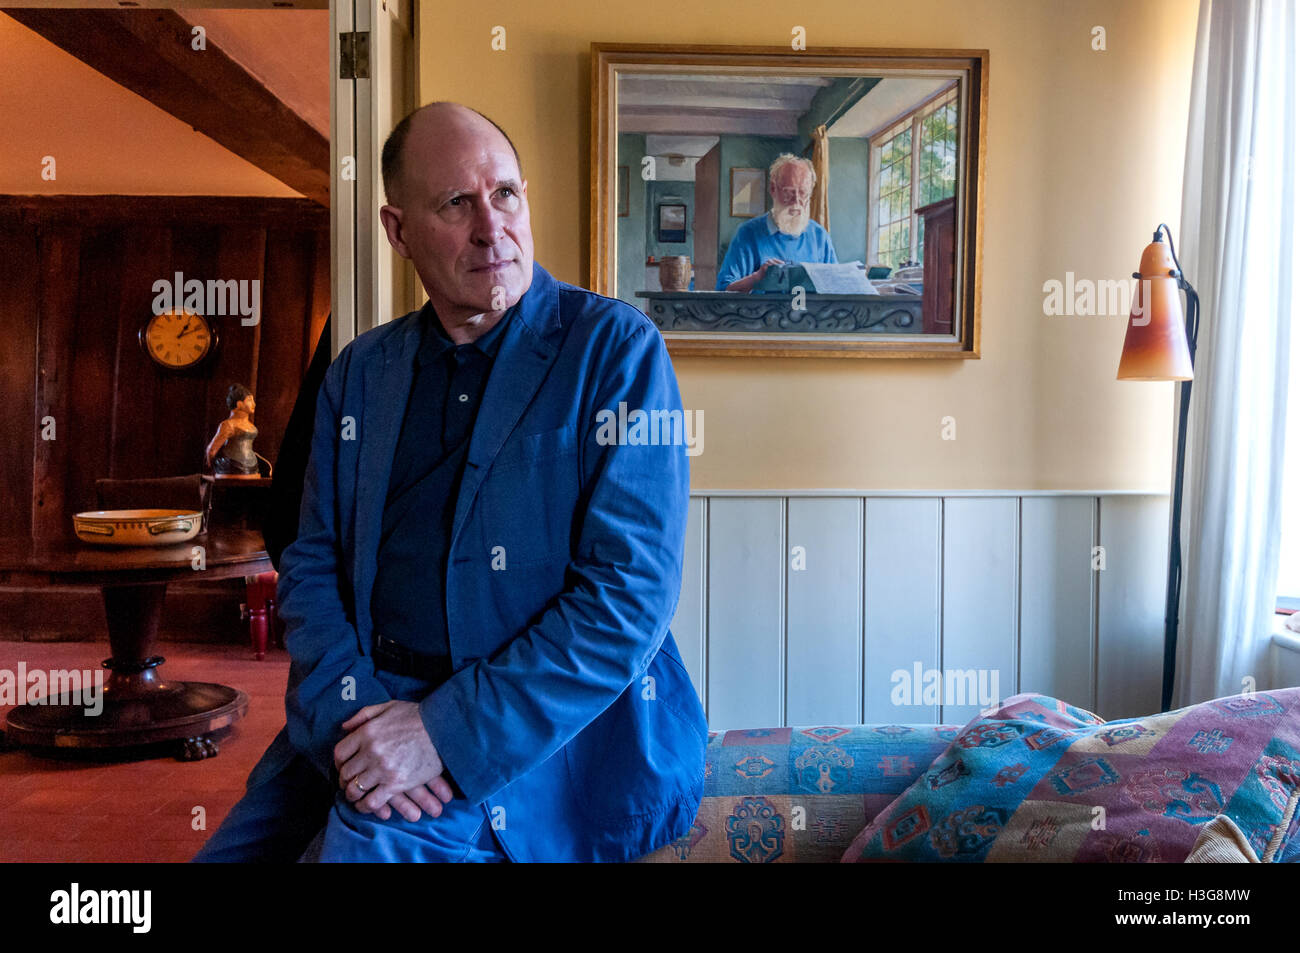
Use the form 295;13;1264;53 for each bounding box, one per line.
331;0;420;357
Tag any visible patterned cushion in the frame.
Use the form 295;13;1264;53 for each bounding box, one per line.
639;723;958;862
841;689;1300;863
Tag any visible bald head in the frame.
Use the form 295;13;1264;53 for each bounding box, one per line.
376;100;534;335
381;102;521;208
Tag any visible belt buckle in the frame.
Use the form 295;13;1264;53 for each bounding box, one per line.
373;636;403;670
374;635;448;682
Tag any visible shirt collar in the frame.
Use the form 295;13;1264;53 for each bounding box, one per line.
416;301;513;367
765;210;778;235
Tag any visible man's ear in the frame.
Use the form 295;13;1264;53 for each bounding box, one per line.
379;205;412;260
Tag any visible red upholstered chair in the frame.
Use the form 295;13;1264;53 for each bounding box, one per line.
240;570;282;660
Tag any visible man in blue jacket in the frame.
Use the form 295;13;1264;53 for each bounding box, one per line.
716;153;837;292
194;101;706;863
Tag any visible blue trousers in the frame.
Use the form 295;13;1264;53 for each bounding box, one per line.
302;789;507;862
194;668;510;863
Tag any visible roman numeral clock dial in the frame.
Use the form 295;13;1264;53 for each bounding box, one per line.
139;310;218;371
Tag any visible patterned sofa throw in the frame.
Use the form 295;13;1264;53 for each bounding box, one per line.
639;724;958;862
841;689;1300;863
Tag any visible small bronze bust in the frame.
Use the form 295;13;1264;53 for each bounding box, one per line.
206;383;265;477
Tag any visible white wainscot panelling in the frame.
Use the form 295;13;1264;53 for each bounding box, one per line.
785;498;862;726
941;498;1019;724
1097;495;1170;719
679;492;1170;731
705;498;783;730
668;497;707;704
864;498;941;724
1019;497;1097;712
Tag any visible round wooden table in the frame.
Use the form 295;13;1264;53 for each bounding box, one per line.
0;528;271;760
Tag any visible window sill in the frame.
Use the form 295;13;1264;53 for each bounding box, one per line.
1272;613;1300;655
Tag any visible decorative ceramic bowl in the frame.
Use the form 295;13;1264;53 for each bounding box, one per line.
73;509;203;547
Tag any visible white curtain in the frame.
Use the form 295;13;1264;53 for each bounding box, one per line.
1175;0;1298;705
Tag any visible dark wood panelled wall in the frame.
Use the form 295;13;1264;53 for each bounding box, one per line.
0;194;329;640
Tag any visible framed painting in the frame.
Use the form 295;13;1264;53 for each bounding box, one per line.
590;43;988;358
657;202;687;242
729;168;766;217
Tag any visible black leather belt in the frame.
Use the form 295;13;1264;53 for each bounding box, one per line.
371;634;454;683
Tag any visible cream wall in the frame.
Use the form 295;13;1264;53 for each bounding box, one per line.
416;0;1199;490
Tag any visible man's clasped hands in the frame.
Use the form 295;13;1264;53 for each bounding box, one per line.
333;700;454;822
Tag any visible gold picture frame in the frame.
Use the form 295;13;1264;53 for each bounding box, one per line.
590;42;988;358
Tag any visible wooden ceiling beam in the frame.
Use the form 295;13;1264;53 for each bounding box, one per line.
7;9;329;206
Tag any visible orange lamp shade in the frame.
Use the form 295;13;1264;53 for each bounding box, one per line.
1117;238;1193;381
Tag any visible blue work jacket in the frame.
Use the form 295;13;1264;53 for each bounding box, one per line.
273;261;706;862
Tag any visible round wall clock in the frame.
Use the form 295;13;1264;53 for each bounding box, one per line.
139;310;217;371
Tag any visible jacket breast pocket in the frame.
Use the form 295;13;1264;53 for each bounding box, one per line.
478;424;580;568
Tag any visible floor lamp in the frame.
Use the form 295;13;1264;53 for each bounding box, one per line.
1117;224;1198;712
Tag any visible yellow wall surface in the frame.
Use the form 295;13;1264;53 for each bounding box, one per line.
416;0;1199;490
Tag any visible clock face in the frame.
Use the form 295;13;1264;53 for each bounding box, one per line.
141;310;215;370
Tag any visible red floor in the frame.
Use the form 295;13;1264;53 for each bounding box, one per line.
0;640;287;862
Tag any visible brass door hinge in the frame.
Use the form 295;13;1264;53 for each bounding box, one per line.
339;32;370;80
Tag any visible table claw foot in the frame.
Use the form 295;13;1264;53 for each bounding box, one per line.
177;736;219;761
